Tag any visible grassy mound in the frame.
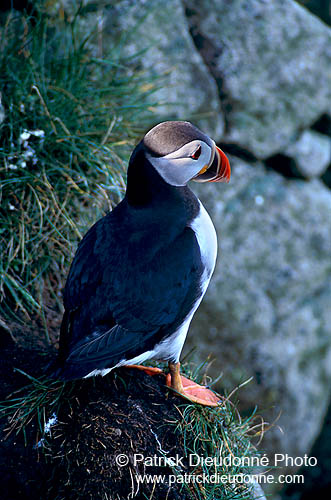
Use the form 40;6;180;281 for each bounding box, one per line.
0;337;263;500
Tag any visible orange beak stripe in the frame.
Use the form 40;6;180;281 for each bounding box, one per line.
209;146;231;183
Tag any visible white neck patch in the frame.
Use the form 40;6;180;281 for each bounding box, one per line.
147;140;213;186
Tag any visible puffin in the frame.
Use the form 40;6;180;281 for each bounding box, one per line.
51;121;230;405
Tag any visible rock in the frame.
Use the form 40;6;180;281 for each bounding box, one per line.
111;0;225;138
184;0;331;158
284;130;331;178
50;0;224;139
188;158;331;483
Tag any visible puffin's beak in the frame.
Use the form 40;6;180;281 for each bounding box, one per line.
209;146;231;183
193;145;231;183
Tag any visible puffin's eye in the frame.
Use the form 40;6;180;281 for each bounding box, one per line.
191;145;201;160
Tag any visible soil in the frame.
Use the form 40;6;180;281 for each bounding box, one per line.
0;321;55;500
0;320;196;500
47;370;195;500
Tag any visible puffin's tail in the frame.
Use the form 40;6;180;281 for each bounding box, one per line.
44;356;70;381
45;324;161;381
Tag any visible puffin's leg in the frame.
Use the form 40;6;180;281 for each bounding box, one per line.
167;361;221;407
168;362;185;392
124;364;163;376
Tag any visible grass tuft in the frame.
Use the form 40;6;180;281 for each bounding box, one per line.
156;360;264;500
0;8;157;324
0;361;264;500
174;401;262;499
0;369;72;444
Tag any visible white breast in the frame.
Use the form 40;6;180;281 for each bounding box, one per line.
190;200;218;287
152;201;218;364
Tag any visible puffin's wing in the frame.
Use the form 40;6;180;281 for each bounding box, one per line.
57;209;203;377
63;215;111;311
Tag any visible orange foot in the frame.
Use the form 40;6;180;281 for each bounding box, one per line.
125;362;221;407
166;362;221;407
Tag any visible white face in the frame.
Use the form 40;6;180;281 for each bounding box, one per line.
146;140;214;186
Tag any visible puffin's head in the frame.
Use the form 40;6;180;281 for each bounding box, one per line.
140;121;231;187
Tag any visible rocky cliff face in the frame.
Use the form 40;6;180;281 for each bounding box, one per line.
3;0;331;496
184;0;331;158
51;1;330;176
190;161;331;481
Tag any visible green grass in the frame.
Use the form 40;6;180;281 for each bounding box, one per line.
174;401;262;499
158;360;263;500
0;369;73;444
0;7;157;325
